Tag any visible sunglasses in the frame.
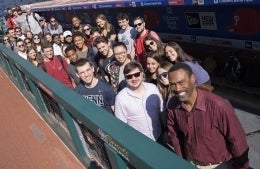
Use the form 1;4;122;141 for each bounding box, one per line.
34;37;40;40
16;30;21;32
50;20;55;22
3;39;8;41
18;44;24;47
134;22;143;28
146;41;154;48
84;28;90;31
157;72;168;79
125;72;141;79
25;41;31;44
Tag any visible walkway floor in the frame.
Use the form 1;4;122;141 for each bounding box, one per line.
0;68;85;169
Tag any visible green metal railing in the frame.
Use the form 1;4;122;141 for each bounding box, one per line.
0;45;195;169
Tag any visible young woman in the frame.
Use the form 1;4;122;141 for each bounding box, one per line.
2;36;9;46
165;42;211;86
157;61;173;104
26;46;43;67
144;35;166;58
145;51;160;85
71;16;84;33
43;32;52;44
47;17;63;35
95;14;116;43
32;34;42;54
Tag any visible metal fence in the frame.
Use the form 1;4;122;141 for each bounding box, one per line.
0;45;195;169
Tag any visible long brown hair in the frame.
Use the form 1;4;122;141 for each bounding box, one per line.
157;61;173;102
165;42;196;63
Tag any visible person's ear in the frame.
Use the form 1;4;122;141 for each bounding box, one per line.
191;74;196;84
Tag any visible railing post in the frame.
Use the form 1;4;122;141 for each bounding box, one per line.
59;105;88;159
105;144;128;169
27;79;47;114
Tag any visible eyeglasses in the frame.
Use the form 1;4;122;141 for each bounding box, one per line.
3;39;8;41
18;44;24;47
114;51;126;57
25;41;31;44
84;28;90;31
134;22;143;28
125;72;141;79
34;37;40;40
146;41;154;48
16;30;21;32
157;72;168;79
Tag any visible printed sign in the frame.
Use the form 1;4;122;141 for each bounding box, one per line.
186;12;217;30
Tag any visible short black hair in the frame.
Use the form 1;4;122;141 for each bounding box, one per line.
64;45;76;55
112;42;127;51
168;62;193;77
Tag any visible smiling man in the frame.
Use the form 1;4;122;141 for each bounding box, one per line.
115;61;163;142
167;62;249;169
116;13;137;59
74;58;116;114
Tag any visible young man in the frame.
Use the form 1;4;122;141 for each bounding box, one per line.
94;36;117;83
73;31;90;60
133;16;160;68
116;13;137;60
24;5;42;36
112;42;131;91
167;62;249;169
64;45;81;86
5;7;17;29
40;43;73;88
14;6;28;34
6;28;17;51
16;39;27;60
15;27;25;40
74;58;116;114
115;61;163;141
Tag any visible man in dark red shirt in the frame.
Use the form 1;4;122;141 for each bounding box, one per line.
133;16;160;68
41;43;73;89
167;62;249;169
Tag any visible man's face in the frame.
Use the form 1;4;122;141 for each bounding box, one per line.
53;35;61;45
96;42;110;57
66;49;78;63
17;10;22;15
133;19;145;33
8;29;16;38
125;67;143;90
113;45;128;64
7;9;13;16
117;19;129;30
74;36;85;49
43;47;54;59
168;69;195;102
76;62;95;85
16;41;25;52
26;8;31;15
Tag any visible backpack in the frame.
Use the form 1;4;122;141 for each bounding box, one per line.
39;55;66;72
224;55;241;82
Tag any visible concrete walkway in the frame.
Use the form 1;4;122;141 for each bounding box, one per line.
0;68;85;169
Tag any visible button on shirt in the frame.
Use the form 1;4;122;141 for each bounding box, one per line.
167;89;249;168
115;82;163;141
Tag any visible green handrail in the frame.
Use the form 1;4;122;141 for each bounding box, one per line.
0;45;195;169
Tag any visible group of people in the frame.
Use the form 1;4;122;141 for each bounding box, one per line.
2;5;249;169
